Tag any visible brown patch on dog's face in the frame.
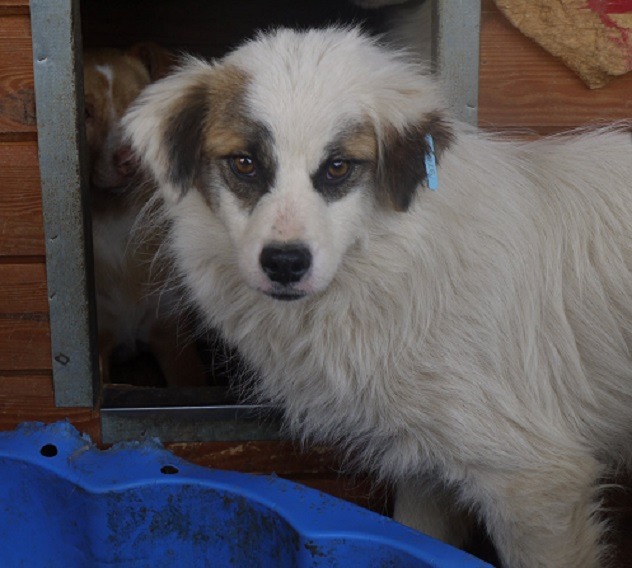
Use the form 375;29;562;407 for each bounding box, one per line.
160;69;236;179
162;79;211;195
161;64;278;211
377;112;454;212
202;66;253;156
335;121;378;163
211;124;276;211
312;120;377;203
202;68;277;211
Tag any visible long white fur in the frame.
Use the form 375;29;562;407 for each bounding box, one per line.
124;27;632;568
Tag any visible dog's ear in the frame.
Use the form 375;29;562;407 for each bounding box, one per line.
123;58;213;200
127;42;176;81
377;112;454;212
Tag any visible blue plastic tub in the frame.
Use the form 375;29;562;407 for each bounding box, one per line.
0;422;490;567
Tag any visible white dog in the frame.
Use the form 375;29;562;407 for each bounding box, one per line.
124;27;632;567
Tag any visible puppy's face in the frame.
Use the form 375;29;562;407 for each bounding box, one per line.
203;76;380;300
83;49;150;190
84;44;172;191
125;29;452;300
212;127;377;299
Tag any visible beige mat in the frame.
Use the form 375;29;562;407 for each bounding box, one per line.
494;0;632;88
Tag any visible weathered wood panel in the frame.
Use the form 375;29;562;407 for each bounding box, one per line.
0;141;44;257
168;440;345;476
479;0;632;133
0;263;50;371
0;318;51;371
0;262;48;313
0;374;100;439
0;0;29;14
0;7;55;434
0;14;35;137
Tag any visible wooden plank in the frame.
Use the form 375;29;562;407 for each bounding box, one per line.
0;317;51;371
0;262;50;371
0;263;48;313
0;15;36;136
0;3;29;17
0;141;44;256
167;440;347;476
478;0;632;132
0;374;100;440
0;0;29;12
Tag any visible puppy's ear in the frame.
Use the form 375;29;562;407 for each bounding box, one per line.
122;58;213;200
377;112;454;212
127;42;176;81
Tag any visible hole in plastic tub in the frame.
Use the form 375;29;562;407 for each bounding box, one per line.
40;444;58;458
160;465;179;475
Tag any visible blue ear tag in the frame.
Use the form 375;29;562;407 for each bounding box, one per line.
423;133;438;191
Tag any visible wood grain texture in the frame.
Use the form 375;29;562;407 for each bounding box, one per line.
0;262;48;313
479;0;632;133
0;0;29;14
0;141;44;256
0;263;50;372
0;15;35;136
0;6;28;17
167;440;346;476
0;318;51;371
0;374;101;440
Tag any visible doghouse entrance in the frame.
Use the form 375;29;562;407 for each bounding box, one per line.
30;0;480;443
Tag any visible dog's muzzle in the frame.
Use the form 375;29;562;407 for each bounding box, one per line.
259;243;311;301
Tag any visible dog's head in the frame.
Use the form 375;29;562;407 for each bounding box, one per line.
124;28;453;301
83;43;173;191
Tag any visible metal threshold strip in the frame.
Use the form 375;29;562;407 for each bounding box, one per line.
101;404;283;444
100;385;282;444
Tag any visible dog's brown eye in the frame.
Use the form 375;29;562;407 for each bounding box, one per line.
325;160;351;182
230;156;257;178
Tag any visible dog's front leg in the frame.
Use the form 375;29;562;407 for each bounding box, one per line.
470;452;605;568
393;476;473;547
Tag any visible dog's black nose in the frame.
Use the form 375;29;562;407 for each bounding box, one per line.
260;244;312;285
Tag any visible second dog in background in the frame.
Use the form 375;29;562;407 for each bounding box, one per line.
84;44;206;387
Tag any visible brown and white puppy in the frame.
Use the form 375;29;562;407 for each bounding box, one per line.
124;28;632;567
84;44;206;387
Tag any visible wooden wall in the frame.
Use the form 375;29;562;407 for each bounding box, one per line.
0;0;99;438
0;0;631;551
